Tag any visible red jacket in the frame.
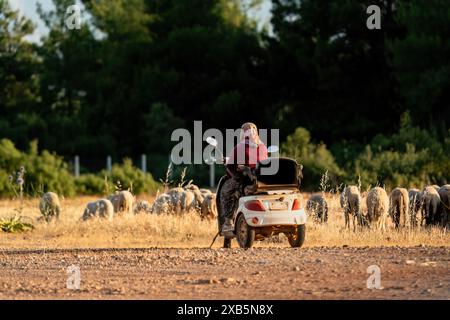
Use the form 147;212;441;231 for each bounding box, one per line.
226;138;268;174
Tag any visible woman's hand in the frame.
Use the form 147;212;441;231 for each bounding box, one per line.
238;165;256;181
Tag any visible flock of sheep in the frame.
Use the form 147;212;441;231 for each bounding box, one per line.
37;183;450;233
306;185;450;231
38;184;218;223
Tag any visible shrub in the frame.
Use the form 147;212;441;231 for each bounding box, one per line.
74;174;107;195
22;142;77;197
100;158;161;195
281;127;344;190
353;144;431;190
349;113;450;189
0;139;160;197
0;139;76;197
0;215;34;233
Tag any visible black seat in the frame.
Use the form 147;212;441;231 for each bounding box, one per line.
253;157;302;192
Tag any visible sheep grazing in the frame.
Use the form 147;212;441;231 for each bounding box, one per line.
422;186;441;226
166;187;190;214
306;194;328;223
408;189;422;227
366;187;389;231
151;187;199;215
151;193;172;214
82;199;114;222
432;185;440;192
134;200;151;214
39;192;61;222
185;184;205;208
389;188;409;228
200;188;213;198
438;185;450;227
340;186;363;230
108;190;134;214
200;193;218;220
183;189;198;211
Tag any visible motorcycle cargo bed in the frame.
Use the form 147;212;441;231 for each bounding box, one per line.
253;157;301;192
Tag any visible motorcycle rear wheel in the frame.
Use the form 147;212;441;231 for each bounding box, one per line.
236;214;255;249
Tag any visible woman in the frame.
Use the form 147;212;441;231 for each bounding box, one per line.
219;122;268;236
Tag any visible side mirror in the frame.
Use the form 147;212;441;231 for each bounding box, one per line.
267;146;279;153
206;137;218;147
205;157;216;165
298;164;304;183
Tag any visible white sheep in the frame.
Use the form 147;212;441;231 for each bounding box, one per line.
306;194;328;223
366;187;389;231
151;193;172;214
39;192;61;222
184;184;205;209
200;188;213;197
82;199;114;222
108;190;134;214
133;200;151;214
389;187;409;228
340;186;363;231
200;193;218;220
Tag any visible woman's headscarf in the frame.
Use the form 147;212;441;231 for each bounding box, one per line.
240;122;262;145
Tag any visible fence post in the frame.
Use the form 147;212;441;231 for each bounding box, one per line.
106;155;112;172
74;155;80;178
210;163;215;188
141;154;147;173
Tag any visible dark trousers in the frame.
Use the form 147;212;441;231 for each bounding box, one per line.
218;178;242;227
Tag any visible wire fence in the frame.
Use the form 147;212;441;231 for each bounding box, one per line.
63;154;224;188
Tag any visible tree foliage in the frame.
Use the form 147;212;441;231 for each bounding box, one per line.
0;0;449;190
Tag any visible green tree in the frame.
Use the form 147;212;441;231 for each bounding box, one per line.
281;127;343;190
0;0;42;149
388;0;450;134
36;0;105;155
269;0;402;145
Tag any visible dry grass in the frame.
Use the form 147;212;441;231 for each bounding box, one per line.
0;193;448;249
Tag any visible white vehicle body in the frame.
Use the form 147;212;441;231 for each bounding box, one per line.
237;192;307;227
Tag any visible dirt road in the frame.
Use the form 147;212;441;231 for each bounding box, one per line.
0;246;449;299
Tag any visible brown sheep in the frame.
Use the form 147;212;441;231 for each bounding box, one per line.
306;194;328;223
422;186;441;226
438;185;450;227
39;192;61;222
389;188;409;228
200;194;218;220
108;190;134;214
340;186;363;231
82;199;114;222
366;187;389;231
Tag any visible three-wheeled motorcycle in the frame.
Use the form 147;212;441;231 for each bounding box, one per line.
206;137;307;249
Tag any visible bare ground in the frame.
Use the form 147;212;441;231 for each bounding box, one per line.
0;246;449;300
